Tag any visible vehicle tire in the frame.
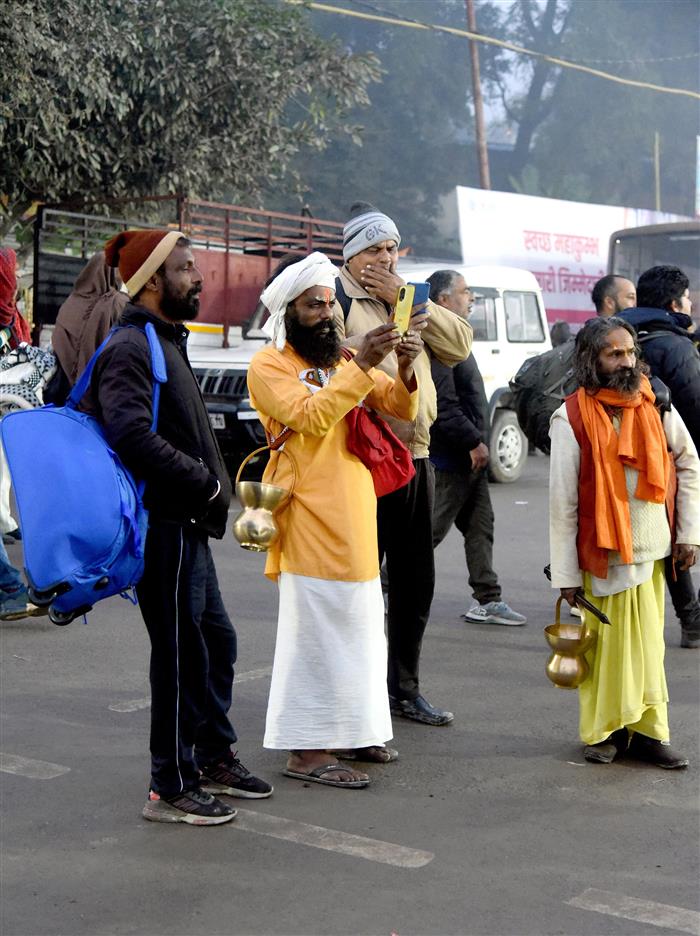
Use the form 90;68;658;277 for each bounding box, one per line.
488;409;527;483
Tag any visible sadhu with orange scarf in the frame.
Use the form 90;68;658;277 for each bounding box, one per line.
0;248;31;350
576;373;671;568
549;316;700;772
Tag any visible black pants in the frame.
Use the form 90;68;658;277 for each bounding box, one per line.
665;556;700;635
432;467;501;605
136;521;237;796
378;458;435;701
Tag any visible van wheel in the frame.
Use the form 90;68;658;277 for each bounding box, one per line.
489;409;527;483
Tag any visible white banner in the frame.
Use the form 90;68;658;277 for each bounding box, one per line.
453;187;687;323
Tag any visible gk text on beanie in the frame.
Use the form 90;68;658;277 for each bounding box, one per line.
104;229;184;298
342;209;401;262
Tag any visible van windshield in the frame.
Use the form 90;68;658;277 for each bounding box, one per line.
504;291;545;342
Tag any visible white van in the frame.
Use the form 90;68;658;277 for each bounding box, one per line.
397;261;551;481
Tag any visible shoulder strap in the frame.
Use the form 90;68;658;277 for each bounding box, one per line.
335;277;352;321
67;322;167;433
638;332;664;345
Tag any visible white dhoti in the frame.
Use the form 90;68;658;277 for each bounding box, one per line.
263;572;393;750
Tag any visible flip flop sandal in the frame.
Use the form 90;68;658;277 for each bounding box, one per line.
333;746;399;763
283;764;370;788
0;604;49;622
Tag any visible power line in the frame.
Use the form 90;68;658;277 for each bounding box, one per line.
283;0;700;101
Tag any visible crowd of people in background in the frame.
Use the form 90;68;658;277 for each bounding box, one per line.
0;206;698;825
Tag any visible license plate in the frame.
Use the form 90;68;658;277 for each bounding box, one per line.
209;413;225;429
237;411;259;421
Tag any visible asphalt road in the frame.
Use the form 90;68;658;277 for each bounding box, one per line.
1;454;699;936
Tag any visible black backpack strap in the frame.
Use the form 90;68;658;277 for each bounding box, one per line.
335;277;352;321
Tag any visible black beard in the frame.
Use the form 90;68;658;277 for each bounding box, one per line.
285;313;341;368
161;278;201;322
598;366;642;394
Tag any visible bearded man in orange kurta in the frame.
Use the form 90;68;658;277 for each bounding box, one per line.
247;252;421;789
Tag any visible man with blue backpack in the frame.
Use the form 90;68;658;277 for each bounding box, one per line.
92;229;272;825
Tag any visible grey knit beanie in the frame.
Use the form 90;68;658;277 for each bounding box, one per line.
342;202;401;262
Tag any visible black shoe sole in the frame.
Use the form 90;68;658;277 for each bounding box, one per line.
200;779;273;799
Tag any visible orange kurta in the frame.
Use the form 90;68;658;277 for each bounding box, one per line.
247;344;419;583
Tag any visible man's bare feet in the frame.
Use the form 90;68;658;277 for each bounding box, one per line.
332;745;399;763
286;750;368;784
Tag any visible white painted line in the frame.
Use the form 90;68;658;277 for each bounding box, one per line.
235;666;272;684
0;753;71;780
233;808;434;868
109;697;150;713
567;888;700;935
109;667;272;712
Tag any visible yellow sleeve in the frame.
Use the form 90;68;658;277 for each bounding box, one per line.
422;300;473;366
247;349;375;437
366;368;419;422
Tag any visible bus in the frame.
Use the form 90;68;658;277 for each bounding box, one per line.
608;221;700;325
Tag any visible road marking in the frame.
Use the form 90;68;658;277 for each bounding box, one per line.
567;888;700;935
108;666;272;712
233;808;434;868
0;753;71;780
108;697;150;713
236;666;273;683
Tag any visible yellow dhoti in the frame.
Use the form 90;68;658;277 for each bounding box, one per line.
579;560;669;745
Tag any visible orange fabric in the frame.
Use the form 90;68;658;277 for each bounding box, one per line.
576;374;670;565
247;344;419;582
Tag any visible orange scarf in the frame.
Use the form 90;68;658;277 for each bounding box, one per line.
576;374;670;564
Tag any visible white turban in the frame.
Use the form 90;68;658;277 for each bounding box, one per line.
260;252;338;350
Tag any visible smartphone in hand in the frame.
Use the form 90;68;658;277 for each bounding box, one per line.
410;282;430;308
393;284;415;334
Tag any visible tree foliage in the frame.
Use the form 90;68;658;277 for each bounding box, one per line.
278;0;698;257
0;0;380;239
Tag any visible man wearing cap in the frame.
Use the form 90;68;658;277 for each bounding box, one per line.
335;203;473;726
248;252;421;786
92;229;272;825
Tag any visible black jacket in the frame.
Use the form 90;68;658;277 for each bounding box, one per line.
429;354;489;472
617;306;700;449
91;305;232;538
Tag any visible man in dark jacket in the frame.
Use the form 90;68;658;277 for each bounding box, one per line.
428;270;526;626
93;230;271;825
618;264;700;648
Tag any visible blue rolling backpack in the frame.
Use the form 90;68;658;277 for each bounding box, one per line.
1;322;166;625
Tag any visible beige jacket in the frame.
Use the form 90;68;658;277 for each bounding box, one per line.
334;266;473;458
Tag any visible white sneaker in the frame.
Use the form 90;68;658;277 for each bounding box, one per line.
569;605;582;618
462;600;527;626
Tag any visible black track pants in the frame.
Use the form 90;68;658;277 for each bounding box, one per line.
136;521;237;795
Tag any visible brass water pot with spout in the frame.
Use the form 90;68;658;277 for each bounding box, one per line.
544;597;597;689
232;445;295;552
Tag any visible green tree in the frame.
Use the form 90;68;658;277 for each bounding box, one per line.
0;0;380;241
269;0;495;258
520;0;700;214
275;0;697;255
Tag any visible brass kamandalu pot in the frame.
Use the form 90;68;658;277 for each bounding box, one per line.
232;445;296;552
544;596;597;690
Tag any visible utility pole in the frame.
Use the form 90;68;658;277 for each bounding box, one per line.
653;131;661;211
466;0;491;190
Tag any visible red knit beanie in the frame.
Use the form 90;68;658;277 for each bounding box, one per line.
104;229;184;297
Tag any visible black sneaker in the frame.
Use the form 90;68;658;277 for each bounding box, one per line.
200;752;273;799
625;733;689;769
389;694;454;726
142;788;236;825
583;728;628;764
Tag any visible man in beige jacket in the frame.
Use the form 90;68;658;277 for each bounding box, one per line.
334;203;472;727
